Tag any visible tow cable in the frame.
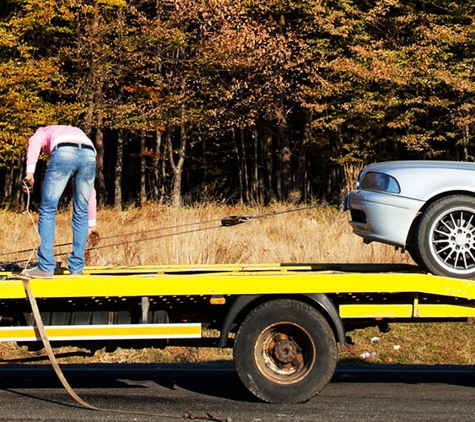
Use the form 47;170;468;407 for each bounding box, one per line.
11;274;228;422
3;204;331;419
6;186;335;418
8;180;229;421
1;202;336;264
220;203;334;226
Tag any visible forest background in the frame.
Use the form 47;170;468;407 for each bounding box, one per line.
1;0;475;209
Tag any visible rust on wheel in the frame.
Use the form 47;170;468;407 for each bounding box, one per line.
254;322;316;385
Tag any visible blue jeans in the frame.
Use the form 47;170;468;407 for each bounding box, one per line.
37;146;96;274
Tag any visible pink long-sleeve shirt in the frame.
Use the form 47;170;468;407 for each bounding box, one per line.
26;126;97;227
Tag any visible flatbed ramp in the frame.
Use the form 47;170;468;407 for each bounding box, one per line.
1;262;475;404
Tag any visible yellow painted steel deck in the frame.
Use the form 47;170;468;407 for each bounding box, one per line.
2;263;475;320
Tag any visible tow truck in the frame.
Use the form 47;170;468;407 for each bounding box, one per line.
2;261;475;404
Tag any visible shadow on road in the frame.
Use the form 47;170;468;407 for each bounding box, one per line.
0;362;255;401
333;363;475;388
1;362;475;401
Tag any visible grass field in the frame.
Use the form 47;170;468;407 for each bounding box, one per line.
1;203;473;365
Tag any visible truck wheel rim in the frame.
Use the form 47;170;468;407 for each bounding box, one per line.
253;322;316;385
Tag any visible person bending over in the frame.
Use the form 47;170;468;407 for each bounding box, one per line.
21;125;99;279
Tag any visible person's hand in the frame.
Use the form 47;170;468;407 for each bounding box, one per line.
21;174;34;193
88;226;100;246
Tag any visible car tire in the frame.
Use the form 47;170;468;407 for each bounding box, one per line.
406;245;424;268
415;195;475;279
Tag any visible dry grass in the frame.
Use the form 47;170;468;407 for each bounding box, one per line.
0;203;472;366
2;203;413;267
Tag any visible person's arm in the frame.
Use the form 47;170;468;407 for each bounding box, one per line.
22;128;47;192
87;188;100;244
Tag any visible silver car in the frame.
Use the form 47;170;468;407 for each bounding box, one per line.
344;160;475;279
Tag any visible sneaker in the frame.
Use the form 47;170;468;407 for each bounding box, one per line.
21;266;54;279
70;271;84;276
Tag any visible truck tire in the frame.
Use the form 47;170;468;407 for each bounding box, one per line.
233;298;337;404
415;195;475;279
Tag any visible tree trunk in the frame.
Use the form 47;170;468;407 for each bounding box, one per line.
114;129;123;210
160;131;167;205
169;93;187;207
251;128;260;204
232;127;244;204
241;128;250;203
4;167;12;205
140;130;146;205
295;109;313;203
326;125;344;200
462;125;469;161
264;132;273;199
95;103;106;207
151;129;162;203
276;100;291;201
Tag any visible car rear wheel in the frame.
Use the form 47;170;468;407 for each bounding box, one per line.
416;195;475;279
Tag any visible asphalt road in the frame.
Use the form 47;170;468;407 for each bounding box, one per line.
1;363;475;422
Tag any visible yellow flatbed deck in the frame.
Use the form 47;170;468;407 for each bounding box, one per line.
2;263;475;319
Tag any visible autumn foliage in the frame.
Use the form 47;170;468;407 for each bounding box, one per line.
1;1;474;207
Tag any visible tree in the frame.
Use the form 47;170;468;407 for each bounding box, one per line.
1;0;475;208
0;0;74;202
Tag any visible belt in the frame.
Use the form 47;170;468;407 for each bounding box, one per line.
56;142;94;152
